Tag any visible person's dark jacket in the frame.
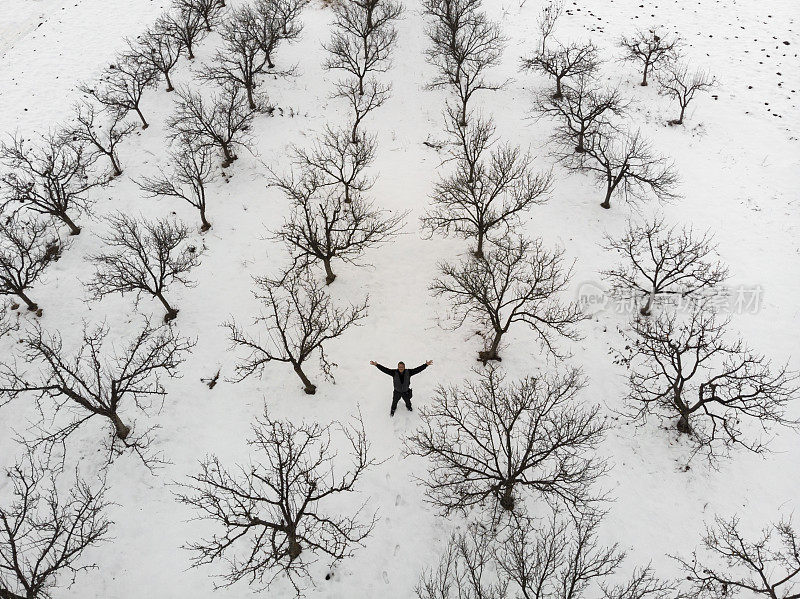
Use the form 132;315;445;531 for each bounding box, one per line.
375;363;427;392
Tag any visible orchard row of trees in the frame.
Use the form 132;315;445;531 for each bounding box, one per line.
520;3;797;460
222;0;408;395
0;0;306;324
523;1;714;210
0;2;312;594
418;0;581;369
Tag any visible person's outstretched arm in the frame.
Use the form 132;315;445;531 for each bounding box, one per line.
370;361;394;375
408;360;433;376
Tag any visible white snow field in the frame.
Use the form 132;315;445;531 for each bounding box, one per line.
0;0;799;597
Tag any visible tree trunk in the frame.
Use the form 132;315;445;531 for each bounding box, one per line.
641;63;649;86
246;84;256;110
600;185;613;209
164;71;174;92
199;208;211;232
323;259;336;285
479;330;503;363
576;129;586;153
111;413;131;440
134;107;148;130
554;75;563;98
60;212;81;235
677;413;692;435
220;144;234;168
110;153;123;176
187;43;195;60
294;364;317;395
499;482;515;511
16;290;38;311
155;292;178;322
474;231;485;259
288;535;302;561
640;286;656;315
677;103;686;125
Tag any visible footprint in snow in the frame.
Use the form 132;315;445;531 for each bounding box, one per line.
383;571;390;585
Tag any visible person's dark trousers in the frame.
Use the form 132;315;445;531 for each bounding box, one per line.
391;390;412;415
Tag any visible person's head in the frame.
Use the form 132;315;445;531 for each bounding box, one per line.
397;361;405;372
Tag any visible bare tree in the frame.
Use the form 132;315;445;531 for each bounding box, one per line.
271;0;306;37
421;111;552;258
675;515;800;599
271;179;405;285
415;521;508;599
131;17;185;92
417;510;677;599
173;0;227;32
270;126;404;283
423;0;506;125
536;0;563;54
253;0;304;67
164;6;207;60
431;235;584;362
0;319;193;464
67;101;136;177
405;365;605;516
202;1;299;110
495;511;678;599
521;41;600;99
565;127;678;209
137;140;218;231
177;409;377;595
1;133;105;235
0;216;65;313
225;268;368;394
0;452;111;599
602;215;729;316
324;0;403;96
169;84;258;167
619;28;681;87
87;214;202;322
81;52;159;129
534;76;627;153
657;62;715;125
285;125;377;205
619;307;799;459
203;5;269;110
334;77;392;143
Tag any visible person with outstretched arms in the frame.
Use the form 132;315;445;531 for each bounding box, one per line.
370;359;433;416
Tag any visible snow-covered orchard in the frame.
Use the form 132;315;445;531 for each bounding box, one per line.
0;0;798;597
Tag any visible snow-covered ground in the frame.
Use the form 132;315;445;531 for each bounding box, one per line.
1;0;799;597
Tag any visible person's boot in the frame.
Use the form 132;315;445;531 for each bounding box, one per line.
390;407;396;417
407;404;413;412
